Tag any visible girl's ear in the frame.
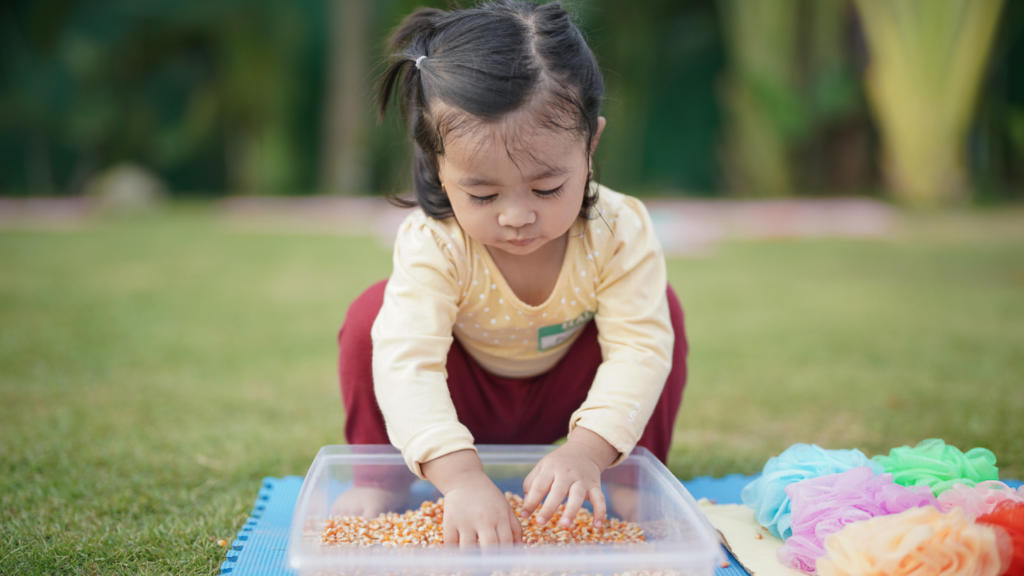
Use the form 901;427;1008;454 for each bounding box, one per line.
590;117;607;155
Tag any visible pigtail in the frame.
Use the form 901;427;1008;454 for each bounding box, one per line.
391;8;444;49
375;60;411;124
375;7;454;216
375;8;445;123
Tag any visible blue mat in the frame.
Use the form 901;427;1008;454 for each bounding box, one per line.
221;476;1024;575
220;474;759;575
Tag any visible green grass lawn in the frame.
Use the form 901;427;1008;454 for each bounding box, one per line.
2;205;1023;574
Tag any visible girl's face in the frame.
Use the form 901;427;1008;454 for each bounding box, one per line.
437;114;606;258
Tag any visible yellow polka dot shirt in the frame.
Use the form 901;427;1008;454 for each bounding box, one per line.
370;186;674;477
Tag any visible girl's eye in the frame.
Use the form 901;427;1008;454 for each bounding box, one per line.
468;194;497;205
534;186;563;198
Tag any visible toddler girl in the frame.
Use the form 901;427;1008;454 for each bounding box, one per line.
337;0;688;548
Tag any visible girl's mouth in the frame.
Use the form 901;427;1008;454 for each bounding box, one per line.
508;238;535;247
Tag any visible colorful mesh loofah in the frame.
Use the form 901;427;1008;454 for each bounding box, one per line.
872;439;999;496
977;501;1024;576
741;444;883;540
777;466;938;575
817;506;1005;576
938;481;1024;521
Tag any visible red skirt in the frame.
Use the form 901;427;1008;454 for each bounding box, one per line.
338;280;688;467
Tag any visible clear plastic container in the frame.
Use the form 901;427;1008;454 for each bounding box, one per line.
287;445;723;576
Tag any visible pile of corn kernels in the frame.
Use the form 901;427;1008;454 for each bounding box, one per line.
321;492;646;548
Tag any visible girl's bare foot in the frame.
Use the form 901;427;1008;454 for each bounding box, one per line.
330;485;409;519
606;482;640;522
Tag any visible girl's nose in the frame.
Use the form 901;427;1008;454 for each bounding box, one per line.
498;202;536;228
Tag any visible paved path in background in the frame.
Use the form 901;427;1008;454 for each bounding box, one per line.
0;195;897;255
220;196;897;255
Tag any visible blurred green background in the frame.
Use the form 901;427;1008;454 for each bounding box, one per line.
3;1;1024;574
2;0;1024;203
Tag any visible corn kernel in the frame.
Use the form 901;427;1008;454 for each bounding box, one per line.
320;492;646;548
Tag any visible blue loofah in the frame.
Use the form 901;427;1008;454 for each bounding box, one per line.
740;444;883;540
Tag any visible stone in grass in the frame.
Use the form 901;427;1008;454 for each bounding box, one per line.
85;163;168;213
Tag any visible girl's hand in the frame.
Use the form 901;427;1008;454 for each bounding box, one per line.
421;449;522;548
441;473;522;547
520;426;619;529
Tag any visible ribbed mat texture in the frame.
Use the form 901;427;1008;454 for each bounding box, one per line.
221;477;302;575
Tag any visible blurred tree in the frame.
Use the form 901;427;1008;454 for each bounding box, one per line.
319;0;370;195
718;0;802;196
717;0;867;197
0;0;326;195
216;2;307;193
0;0;76;194
218;3;306;194
854;0;1005;206
1;0;1019;199
561;0;725;194
973;0;1024;201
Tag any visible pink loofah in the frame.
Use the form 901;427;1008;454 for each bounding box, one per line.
741;444;882;540
777;466;938;574
817;507;1006;576
937;481;1024;521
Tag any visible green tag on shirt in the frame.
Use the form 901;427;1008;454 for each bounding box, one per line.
537;311;595;352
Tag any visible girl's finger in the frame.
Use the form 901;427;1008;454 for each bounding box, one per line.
559;482;588;527
443;520;458;548
520;472;553;518
478;526;498;548
458;529;477;550
498;510;516;545
588;485;608;529
536;479;570;525
522;466;538;497
508;505;523;544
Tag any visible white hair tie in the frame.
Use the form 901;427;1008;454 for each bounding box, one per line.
415;55;427;70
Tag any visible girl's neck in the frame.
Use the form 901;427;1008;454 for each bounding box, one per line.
484;232;569;307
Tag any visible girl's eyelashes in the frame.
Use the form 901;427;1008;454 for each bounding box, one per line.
467;193;498;205
466;186;562;205
533;185;563;198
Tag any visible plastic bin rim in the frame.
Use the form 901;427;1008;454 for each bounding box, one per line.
287;444;724;571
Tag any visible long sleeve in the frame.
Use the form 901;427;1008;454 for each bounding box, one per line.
568;194;674;465
370;214;475;478
369;189;672;475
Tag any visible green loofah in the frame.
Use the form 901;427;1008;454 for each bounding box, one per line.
872;438;998;496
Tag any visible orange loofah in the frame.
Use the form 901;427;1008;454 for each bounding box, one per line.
977;500;1024;576
817;507;1004;576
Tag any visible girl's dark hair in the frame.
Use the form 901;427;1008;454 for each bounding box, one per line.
376;0;604;220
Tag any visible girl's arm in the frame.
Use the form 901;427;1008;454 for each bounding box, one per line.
522;192;675;526
570;193;673;463
371;214;475;477
373;214;521;546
